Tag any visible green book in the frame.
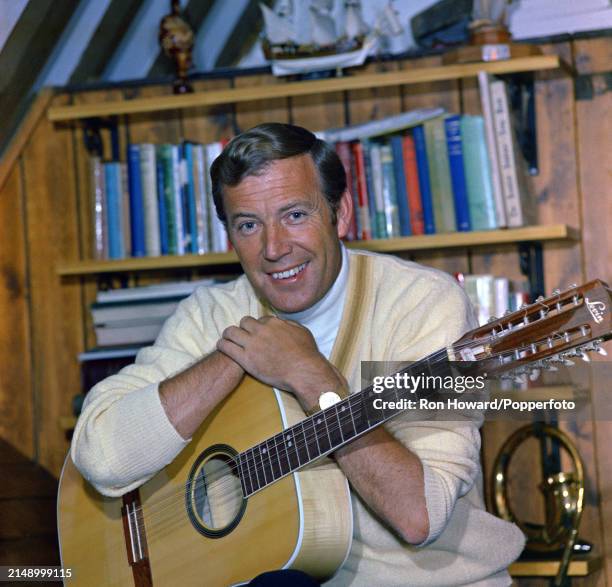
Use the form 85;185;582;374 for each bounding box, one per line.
424;116;456;233
369;143;388;239
460;115;498;230
157;144;179;254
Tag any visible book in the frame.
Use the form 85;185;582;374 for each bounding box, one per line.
95;322;165;347
379;143;401;238
204;142;228;253
192;144;210;254
103;162;124;259
182;143;199;254
350;141;372;240
91;297;184;326
464;274;496;326
368;143;388;239
127;144;146;257
96;278;215;303
156;153;169;255
139;144;161;257
460;115;498;231
444;115;471;232
318;108;445;143
478;71;507;228
424;117;456;233
389;135;412;237
412;125;435;234
158;144;184;255
120;162;132;257
401;134;425;235
490;80;534;227
361;140;379;239
90;156;107;259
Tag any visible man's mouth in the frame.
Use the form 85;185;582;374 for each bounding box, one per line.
270;262;308;281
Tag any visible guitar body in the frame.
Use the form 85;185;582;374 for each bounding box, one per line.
58;377;353;586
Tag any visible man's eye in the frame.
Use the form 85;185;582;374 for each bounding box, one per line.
238;221;257;234
288;211;306;221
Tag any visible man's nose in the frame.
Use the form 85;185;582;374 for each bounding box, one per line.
263;224;291;261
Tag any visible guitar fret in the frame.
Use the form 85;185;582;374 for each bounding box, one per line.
298;421;311;461
256;444;269;486
325;407;343;449
314;412;331;454
275;433;290;476
266;437;282;481
237;453;250;497
285;430;300;470
302;416;321;461
244;448;259;493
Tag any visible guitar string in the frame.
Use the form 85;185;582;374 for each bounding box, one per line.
141;334;568;540
134;330;560;531
136;331;549;532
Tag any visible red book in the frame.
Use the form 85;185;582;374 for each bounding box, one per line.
401;134;425;235
350;142;372;241
335;142;357;241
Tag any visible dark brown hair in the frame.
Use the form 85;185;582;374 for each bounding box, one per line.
210;123;346;224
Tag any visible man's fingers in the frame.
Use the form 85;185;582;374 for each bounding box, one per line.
239;315;259;332
221;325;250;348
216;338;245;363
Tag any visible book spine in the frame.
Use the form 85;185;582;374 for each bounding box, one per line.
156;153;169;255
139;144;161;257
401;134;425;235
171;145;185;255
104;162;123;259
205;142;228;252
158;145;178;254
335;142;357;241
490;79;526;227
362;140;379;239
120;163;132;257
193;144;210;254
444;115;471;232
425;117;456;233
350;141;372;240
413;125;435;234
390;135;412;237
183;143;199;253
380;143;401;238
90;156;108;259
127;144;146;257
460;115;498;231
478;71;508;227
369;143;388;239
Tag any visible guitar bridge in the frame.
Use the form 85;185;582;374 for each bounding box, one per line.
121;490;153;586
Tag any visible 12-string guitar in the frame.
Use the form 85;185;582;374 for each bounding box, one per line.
58;280;611;586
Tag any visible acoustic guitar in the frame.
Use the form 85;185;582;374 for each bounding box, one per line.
58;280;611;586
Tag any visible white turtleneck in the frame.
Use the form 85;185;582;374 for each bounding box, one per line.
278;244;349;360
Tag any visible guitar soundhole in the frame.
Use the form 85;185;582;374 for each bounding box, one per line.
186;444;247;538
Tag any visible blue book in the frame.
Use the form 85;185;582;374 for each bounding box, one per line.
127;144;146;256
390;135;412;237
183;143;199;254
104;162;124;259
412;125;435;234
444;115;471;232
156;156;169;255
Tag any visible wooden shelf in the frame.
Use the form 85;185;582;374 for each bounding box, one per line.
57;224;578;276
47;55;567;122
509;556;602;577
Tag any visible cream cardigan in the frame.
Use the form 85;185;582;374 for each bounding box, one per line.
72;250;524;586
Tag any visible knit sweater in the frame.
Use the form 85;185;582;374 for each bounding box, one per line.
71;250;525;586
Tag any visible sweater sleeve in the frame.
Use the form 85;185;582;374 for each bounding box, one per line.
70;285;240;497
382;272;482;546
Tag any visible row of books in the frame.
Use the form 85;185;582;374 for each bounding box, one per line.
91;141;230;260
92;279;216;347
90;76;532;259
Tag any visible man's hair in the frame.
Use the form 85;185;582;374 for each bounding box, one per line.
210;122;346;225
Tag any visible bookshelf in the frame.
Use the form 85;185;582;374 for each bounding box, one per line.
57;224;578;276
47;55;569;122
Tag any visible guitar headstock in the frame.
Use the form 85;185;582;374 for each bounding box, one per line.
452;279;611;378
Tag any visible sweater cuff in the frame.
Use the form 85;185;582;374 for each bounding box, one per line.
417;464;452;547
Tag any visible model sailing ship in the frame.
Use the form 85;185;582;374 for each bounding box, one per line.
260;0;402;76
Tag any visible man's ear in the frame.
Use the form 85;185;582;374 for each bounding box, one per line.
335;190;354;239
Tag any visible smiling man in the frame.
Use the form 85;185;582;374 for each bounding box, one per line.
71;123;524;586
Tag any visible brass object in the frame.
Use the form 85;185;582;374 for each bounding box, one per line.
492;424;585;587
159;0;194;94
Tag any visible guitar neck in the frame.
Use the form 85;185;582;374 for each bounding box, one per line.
237;348;451;497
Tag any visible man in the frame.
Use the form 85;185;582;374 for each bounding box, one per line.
72;123;524;585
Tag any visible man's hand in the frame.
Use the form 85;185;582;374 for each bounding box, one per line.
217;316;345;411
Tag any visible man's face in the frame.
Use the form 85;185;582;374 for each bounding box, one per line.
224;154;352;313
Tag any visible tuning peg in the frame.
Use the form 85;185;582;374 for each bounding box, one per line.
597;345;608;356
560;353;575;366
549;354;574;366
580;352;591;362
552;289;561;295
487;316;498;323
